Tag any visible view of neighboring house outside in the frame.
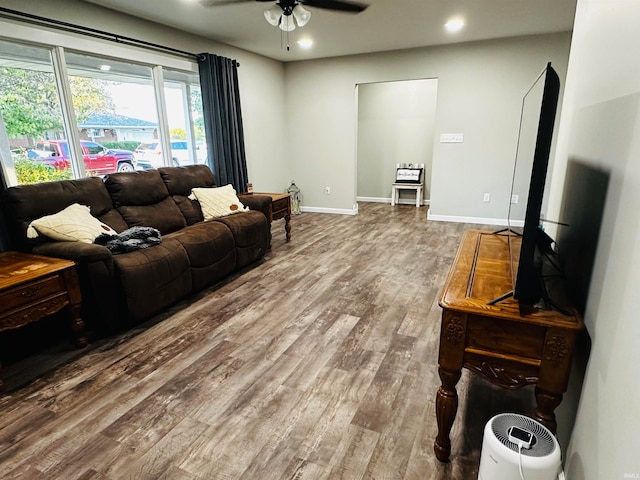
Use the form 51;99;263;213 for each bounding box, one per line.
78;112;157;143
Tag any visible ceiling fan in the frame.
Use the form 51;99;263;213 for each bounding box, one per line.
201;0;369;32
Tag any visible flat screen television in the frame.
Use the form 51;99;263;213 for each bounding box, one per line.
505;62;560;304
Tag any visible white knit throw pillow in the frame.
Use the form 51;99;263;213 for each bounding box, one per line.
191;185;248;220
27;203;117;243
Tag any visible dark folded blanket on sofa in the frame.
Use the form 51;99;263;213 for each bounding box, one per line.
94;226;162;254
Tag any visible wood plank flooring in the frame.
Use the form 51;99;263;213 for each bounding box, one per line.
0;203;535;479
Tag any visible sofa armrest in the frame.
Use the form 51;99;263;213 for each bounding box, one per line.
238;193;273;248
239;193;271;210
32;241;113;263
239;194;272;219
32;241;122;333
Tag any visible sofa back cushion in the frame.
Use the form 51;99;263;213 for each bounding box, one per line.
2;176;127;250
104;169;186;234
159;165;216;225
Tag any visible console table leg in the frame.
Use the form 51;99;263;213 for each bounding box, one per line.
284;213;291;241
534;386;562;434
434;366;462;462
62;268;87;349
69;303;87;349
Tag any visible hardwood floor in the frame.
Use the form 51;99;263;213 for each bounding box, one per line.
0;203;535;479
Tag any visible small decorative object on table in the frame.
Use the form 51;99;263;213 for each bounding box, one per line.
287;181;301;215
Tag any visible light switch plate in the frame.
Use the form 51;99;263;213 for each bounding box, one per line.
440;133;464;143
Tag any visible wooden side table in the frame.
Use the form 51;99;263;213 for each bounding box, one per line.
0;251;87;390
434;230;584;462
254;192;292;241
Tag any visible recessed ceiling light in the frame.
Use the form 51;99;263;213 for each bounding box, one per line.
98;64;111;71
297;39;313;49
444;19;465;33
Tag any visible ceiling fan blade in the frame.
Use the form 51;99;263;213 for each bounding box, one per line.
200;0;258;7
298;0;369;13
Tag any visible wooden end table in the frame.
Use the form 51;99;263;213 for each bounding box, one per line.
434;230;584;462
0;251;87;390
255;192;292;241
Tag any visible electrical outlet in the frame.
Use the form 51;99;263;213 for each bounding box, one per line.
324;186;331;195
483;193;491;203
511;194;519;204
440;133;464;143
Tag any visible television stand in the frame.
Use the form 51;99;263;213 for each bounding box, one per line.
487;289;513;305
434;230;584;462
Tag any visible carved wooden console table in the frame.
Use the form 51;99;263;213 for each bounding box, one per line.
0;251;86;390
434;230;584;462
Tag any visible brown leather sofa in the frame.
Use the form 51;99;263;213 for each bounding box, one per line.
2;165;272;333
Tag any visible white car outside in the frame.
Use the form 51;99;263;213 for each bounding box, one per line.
134;140;207;169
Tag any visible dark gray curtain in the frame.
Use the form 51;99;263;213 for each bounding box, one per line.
198;53;248;193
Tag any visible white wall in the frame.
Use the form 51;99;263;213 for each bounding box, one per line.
0;0;288;193
356;79;438;204
285;33;572;217
1;1;572;217
546;0;640;477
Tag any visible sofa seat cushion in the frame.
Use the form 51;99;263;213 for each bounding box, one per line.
159;165;216;196
165;221;234;268
116;197;187;234
104;170;186;234
111;237;192;322
159;165;214;226
166;222;237;291
215;210;269;268
169;196;203;226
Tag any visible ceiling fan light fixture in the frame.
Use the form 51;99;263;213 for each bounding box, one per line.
292;4;311;27
264;5;282;27
279;14;296;31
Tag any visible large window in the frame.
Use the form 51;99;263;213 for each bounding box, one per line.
0;40;70;185
64;50;160;175
163;68;206;167
0;36;204;186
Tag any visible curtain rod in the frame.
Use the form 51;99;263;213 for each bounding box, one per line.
0;6;203;61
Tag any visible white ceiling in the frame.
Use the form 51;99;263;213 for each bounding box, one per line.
83;0;577;62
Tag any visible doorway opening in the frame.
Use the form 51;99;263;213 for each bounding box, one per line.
356;78;438;208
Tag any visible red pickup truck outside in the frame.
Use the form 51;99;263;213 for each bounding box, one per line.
33;140;136;175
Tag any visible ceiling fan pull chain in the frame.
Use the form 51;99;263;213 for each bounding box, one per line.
279;25;290;51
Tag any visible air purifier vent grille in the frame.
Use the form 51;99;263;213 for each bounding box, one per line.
490;413;556;457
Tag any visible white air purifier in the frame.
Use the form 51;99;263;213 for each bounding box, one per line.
478;413;561;480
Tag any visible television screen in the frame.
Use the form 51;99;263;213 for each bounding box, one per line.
507;63;560;303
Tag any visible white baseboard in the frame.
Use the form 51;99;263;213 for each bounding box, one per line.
427;211;524;227
300;206;357;215
356;196;430;206
356;196;388;203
